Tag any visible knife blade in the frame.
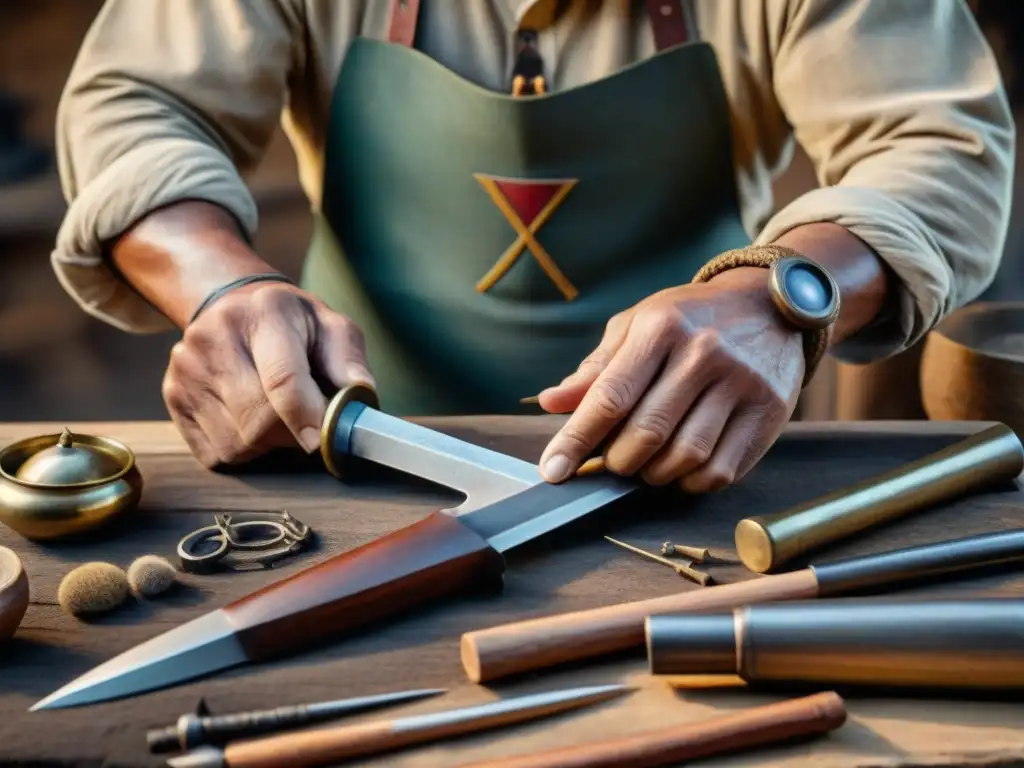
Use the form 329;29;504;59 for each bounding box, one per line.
31;392;639;711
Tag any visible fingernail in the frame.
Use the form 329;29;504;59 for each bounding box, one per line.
299;427;320;453
542;454;571;483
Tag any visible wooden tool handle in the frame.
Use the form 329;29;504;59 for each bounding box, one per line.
224;719;400;768
224;510;506;660
456;691;847;768
460;569;819;683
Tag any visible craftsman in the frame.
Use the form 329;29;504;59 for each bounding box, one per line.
52;1;1013;492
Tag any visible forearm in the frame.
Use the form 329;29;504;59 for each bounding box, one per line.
773;222;893;346
110;201;276;329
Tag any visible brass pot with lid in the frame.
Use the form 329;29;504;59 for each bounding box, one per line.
0;428;143;540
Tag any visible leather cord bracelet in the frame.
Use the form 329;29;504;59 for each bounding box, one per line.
187;273;297;326
691;244;834;387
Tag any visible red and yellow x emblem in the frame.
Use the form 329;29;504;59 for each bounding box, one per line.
474;173;579;301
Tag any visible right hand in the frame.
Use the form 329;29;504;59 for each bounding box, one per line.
162;281;375;468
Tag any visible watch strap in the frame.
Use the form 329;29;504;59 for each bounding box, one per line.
692;244;832;387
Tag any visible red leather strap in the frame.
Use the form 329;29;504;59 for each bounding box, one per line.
645;0;692;50
386;0;691;52
387;0;421;47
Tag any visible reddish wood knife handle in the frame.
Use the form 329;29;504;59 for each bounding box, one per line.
460;570;819;683
457;691;847;768
224;510;506;660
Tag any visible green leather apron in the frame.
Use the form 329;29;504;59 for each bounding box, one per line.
302;0;750;416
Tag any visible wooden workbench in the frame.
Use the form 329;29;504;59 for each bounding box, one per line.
0;417;1022;768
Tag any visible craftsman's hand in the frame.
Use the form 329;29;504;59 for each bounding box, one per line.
536;267;805;492
162;282;375;468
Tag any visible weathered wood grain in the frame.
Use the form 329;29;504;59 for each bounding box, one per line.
0;418;1023;768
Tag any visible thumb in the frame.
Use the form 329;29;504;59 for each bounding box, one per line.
311;308;377;393
538;313;632;413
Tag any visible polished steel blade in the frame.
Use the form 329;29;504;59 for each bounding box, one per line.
344;405;639;539
390;683;631;734
30;610;246;711
344;405;540;513
460;473;639;553
302;687;447;717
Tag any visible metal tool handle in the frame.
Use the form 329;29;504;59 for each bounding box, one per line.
734;424;1024;573
648;598;1024;690
812;528;1024;596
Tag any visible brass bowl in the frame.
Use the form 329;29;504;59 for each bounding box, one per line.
0;546;28;641
0;431;143;540
921;302;1024;437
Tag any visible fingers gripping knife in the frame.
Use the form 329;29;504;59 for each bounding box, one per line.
32;385;638;710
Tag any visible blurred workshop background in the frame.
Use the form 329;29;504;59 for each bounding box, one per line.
0;0;1020;423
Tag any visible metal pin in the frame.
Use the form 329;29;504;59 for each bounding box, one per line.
604;537;712;586
661;542;743;565
660;542;710;563
519;395;540;404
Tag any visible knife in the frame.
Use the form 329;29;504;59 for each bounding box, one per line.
32;385;638;710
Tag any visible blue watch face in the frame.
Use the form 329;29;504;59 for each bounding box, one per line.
784;262;834;314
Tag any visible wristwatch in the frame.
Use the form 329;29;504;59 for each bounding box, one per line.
692;245;841;386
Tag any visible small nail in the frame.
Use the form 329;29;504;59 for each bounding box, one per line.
542;454;571;483
298;427;320;453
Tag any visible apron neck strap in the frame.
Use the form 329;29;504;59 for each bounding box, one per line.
645;0;694;49
387;0;421;47
386;1;694;51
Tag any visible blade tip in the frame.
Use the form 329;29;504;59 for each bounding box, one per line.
28;693;62;712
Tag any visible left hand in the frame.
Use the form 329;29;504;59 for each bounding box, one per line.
536;267;806;493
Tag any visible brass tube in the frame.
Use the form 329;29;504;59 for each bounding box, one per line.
735;424;1024;573
647;598;1024;690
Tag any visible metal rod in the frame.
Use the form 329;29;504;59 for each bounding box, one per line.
146;688;446;753
647;598;1024;689
734;424;1024;573
604;537;712;586
167;684;632;768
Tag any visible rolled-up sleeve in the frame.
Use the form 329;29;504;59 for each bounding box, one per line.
756;0;1015;361
53;0;300;332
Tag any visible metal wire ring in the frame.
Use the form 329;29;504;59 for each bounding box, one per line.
178;521;291;573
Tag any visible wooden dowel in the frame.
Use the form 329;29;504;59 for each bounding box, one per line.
456;691;847;768
575;457;606;476
460;569;820;683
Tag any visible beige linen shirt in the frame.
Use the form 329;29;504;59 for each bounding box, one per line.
53;0;1014;362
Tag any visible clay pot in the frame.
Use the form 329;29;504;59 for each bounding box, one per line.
921;302;1024;437
0;546;29;641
